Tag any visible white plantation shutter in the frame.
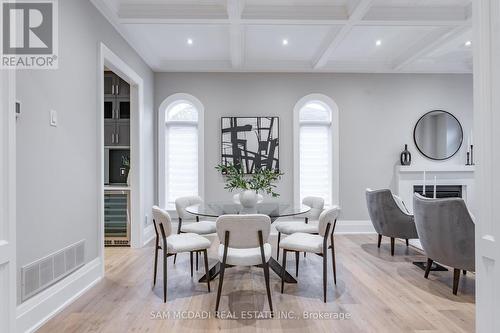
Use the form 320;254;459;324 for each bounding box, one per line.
165;101;200;207
299;102;332;206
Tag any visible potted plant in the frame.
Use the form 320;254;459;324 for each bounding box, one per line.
121;156;130;186
215;163;284;208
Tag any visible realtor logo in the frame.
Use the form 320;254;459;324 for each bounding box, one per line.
1;0;58;69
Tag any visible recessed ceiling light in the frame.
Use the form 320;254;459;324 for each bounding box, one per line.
375;40;382;46
465;40;472;47
187;38;193;45
282;39;289;46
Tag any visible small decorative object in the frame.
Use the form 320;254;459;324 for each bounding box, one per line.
466;152;471;165
433;176;437;199
400;144;412;166
216;163;283;208
221;117;279;174
470;145;475;165
422;171;426;195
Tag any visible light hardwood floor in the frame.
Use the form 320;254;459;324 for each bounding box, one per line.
39;234;475;333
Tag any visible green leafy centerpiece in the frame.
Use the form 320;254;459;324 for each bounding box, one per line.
215;163;284;208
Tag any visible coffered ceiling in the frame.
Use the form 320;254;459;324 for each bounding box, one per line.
90;0;473;73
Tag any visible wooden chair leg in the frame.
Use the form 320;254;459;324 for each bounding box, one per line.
163;252;167;303
153;240;159;286
258;230;273;316
215;262;225;314
331;234;337;285
424;258;433;279
281;250;287;293
215;231;229;315
295;251;299;277
390;237;395;256
463;270;467;275
406;239;409;246
196;251;199;271
276;232;281;261
263;262;273;315
377;234;382;248
323;252;328;303
453;268;460;295
304;252;306;258
173;254;177;264
203;250;210;292
190;252;193;277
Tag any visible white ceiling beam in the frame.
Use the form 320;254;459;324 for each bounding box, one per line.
242;5;347;20
117;17;470;26
227;0;245;68
392;25;471;71
118;4;227;20
313;0;374;69
363;6;469;22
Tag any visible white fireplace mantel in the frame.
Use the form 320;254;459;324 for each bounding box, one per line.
394;164;476;214
395;165;475;173
395;164;476;251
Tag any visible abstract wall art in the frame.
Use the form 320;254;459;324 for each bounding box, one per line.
221;117;279;174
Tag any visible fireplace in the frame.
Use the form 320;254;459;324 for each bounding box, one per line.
413;185;463;199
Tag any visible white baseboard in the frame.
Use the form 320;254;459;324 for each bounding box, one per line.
143;224;155;246
334;220;375;234
16;258;102;333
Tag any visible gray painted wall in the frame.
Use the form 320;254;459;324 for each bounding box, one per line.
15;0;155;303
154;73;473;220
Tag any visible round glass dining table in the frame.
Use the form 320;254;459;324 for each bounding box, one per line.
185;201;311;284
186;202;311;222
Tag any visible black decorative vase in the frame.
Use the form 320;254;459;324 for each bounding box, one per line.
400;144;412;166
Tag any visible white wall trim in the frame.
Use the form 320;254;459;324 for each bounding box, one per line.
293;93;340;208
158;93;205;209
98;43;145;259
16;258;102;333
1;69;17;333
473;1;500;331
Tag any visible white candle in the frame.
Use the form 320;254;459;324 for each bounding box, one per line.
423;171;426;195
433;176;437;199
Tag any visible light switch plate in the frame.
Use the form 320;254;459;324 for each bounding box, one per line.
50;110;57;127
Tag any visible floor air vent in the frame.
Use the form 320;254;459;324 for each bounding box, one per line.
21;240;85;301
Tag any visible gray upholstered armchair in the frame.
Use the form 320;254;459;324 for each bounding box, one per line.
365;189;419;255
413;193;475;295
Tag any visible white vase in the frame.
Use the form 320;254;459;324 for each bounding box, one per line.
239;190;258;208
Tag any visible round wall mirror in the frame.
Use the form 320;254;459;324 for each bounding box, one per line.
413;110;463;160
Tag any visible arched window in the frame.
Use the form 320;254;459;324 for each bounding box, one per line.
294;94;339;207
159;94;204;208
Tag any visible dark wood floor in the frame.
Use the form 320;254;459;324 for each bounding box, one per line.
38;234;475;333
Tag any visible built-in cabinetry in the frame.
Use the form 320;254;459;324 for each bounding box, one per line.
104;71;130;146
104;70;131;247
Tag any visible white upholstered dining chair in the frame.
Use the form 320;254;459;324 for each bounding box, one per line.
215;214;273;315
174;195;217;267
275;196;325;267
279;206;340;303
152;206;211;302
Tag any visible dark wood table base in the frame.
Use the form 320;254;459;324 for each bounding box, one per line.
198;257;298;283
413;261;448;272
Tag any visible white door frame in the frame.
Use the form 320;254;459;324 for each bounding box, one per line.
0;69;17;332
97;43;145;274
473;1;500;332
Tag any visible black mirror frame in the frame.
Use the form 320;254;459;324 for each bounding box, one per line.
413;110;464;161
